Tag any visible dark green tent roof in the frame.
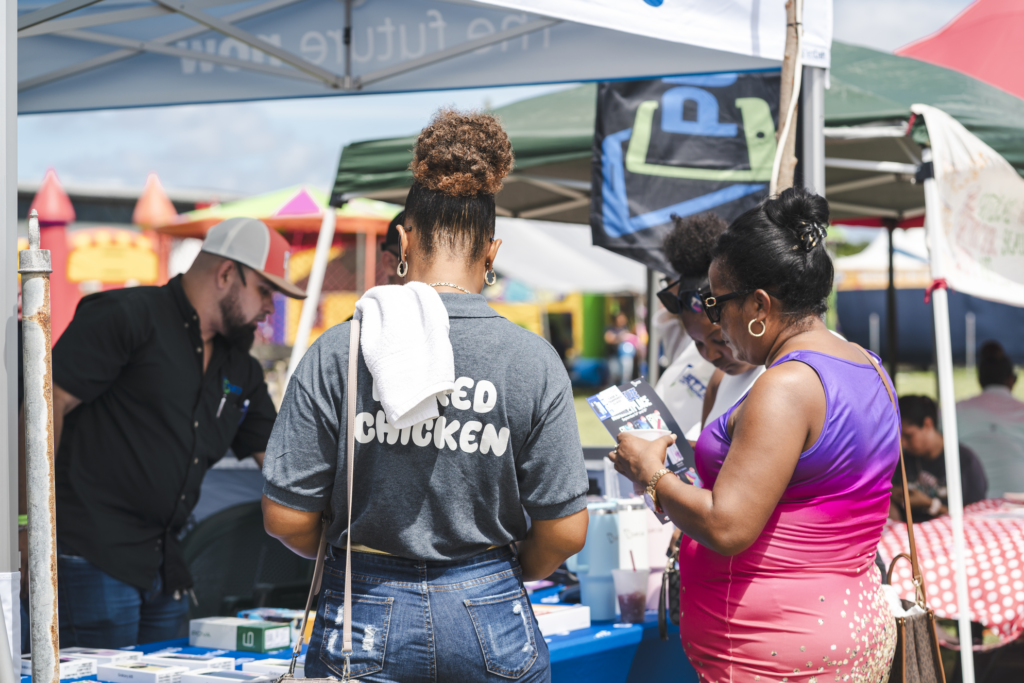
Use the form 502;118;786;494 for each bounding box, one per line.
332;41;1024;213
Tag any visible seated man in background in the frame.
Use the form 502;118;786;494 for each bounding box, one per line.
957;340;1024;497
894;395;988;521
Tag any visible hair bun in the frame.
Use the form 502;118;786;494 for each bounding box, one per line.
763;187;830;252
410;108;513;197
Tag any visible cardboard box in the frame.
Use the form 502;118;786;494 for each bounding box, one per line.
97;662;189;683
180;669;275;683
61;649;142;666
240;657;303;679
21;655;98;679
140;654;234;671
236;608;314;645
189;617;290;653
532;603;592;636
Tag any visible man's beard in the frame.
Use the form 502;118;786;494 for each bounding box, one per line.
219;288;258;352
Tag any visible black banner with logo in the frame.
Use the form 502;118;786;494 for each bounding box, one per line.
590;72;781;274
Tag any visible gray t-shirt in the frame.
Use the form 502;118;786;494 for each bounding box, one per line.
263;293;589;561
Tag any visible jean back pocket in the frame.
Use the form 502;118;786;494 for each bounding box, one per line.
464;588;538;679
319;589;394;679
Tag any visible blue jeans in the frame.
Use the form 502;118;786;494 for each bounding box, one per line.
56;545;189;648
307;546;550;682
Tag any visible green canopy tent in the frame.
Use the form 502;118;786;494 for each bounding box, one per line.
331;41;1024;226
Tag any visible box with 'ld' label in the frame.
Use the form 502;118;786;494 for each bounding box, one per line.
21;654;98;679
188;617;290;653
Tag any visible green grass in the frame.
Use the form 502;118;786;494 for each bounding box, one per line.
572;367;1024;446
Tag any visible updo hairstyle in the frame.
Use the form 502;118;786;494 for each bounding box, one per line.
405;108;513;261
711;186;833;319
978;340;1015;387
662;212;728;281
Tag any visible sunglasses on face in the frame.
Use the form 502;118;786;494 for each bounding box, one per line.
656;277;706;315
699;288;780;324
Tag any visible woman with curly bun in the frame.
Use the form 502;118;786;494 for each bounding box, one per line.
263;109;589;682
611;187;899;682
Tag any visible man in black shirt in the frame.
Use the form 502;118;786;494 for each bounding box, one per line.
28;217;305;647
893;394;989;522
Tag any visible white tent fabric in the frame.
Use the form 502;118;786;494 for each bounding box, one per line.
493;217;646;294
16;0;832;114
913;104;1024;307
834;227;928;274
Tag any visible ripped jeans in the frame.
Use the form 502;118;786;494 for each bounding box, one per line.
306;545;550;683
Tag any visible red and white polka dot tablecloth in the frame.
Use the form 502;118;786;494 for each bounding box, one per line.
879;499;1024;648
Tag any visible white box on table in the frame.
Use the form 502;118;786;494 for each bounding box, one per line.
97;662;189;683
180;669;275;683
140;654;234;671
61;648;142;667
189;617;290;653
21;654;98;679
241;657;303;679
532;603;591;636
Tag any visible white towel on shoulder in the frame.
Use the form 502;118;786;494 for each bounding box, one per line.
354;282;455;429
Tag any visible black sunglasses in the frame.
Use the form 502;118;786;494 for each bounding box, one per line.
656;276;707;315
699;288;780;324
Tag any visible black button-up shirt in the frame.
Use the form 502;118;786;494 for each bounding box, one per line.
53;275;276;592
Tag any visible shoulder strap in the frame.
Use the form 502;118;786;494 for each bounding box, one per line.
288;318;360;676
855;344;929;608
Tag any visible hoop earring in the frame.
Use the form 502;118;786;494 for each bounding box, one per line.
397;260;408;278
485;268;497;286
748;318;766;337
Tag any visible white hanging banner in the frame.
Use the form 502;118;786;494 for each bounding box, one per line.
913;103;1024;306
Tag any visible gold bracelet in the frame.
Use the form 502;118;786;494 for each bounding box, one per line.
646;468;671;513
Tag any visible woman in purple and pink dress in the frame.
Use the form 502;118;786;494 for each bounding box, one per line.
610;187;898;683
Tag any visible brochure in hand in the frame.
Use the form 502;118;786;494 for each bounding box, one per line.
587;378;702;522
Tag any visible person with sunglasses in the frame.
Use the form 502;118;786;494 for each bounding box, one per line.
610;187;899;683
659;212;765;440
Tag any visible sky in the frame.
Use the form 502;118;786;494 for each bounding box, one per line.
17;0;977;198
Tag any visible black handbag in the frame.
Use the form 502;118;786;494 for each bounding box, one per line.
657;530;681;640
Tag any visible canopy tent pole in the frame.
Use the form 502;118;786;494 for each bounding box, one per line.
286;209;335;383
646;268;660;387
800;66;826;196
1;0;21;676
922;147;975;683
19;212;59;683
884;218;898;380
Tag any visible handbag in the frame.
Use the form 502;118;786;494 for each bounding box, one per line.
657;530;681;641
857;346;945;683
278;316;362;683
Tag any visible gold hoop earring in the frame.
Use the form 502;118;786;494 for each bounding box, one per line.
397;260;408;277
748;318;766;337
485;268;497;286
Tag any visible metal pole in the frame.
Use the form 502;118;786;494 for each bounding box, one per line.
646;268;661;386
922;147;975;683
1;0;21;676
800;65;826;197
885;219;899;382
19;211;59;683
286;209;336;383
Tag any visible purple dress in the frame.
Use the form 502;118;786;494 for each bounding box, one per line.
679;350;899;682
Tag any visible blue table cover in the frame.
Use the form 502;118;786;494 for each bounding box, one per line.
23;614;696;683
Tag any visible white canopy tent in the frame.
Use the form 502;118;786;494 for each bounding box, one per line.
493;217;646;295
3;1;834;679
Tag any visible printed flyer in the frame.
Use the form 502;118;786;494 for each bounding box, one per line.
587;378;701;521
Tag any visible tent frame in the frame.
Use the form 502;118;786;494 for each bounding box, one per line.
18;0;564;95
